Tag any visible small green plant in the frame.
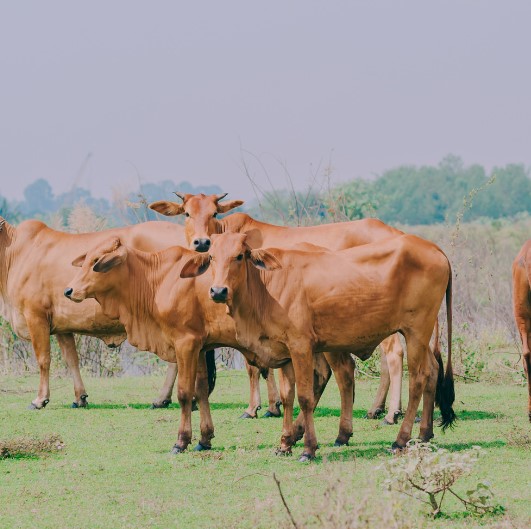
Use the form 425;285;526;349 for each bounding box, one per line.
382;441;503;517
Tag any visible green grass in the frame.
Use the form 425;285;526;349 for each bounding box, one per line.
0;371;529;529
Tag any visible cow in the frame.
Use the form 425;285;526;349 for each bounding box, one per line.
181;231;456;461
512;239;531;421
0;215;214;409
64;237;352;452
149;192;408;424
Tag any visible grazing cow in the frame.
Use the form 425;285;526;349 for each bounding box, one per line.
512;239;531;421
182;232;456;461
0;215;207;408
65;237;345;452
150;193;407;424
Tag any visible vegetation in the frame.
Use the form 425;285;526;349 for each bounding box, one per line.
0;373;528;529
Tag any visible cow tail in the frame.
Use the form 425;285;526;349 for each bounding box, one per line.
438;265;457;431
433;318;444;408
205;350;217;396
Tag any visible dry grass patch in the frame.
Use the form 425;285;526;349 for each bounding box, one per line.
0;434;65;459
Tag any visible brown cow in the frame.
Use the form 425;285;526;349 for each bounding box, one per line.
512;239;531;421
64;237;339;451
0;215;200;408
150;192;407;424
182;232;456;460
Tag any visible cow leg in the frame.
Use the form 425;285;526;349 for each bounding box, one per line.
27;316;52;409
418;352;439;442
515;313;531;422
526;334;531;422
289;344;318;462
241;360;261;419
277;363;296;454
193;351;215;450
171;338;200;454
366;346;390;419
152;362;178;409
393;335;431;450
287;353;334;445
382;335;404;425
263;369;282;418
56;334;88;408
324;352;355;446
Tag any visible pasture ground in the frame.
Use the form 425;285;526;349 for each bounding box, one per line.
0;371;529;529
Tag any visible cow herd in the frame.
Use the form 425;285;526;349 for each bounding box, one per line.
1;193;530;461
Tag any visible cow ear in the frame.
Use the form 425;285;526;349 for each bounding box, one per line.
72;254;87;267
149;201;185;216
93;247;127;273
180;254;211;278
249;249;282;271
217;200;244;214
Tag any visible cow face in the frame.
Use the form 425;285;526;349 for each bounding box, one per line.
64;237;127;302
149;193;244;253
180;232;281;305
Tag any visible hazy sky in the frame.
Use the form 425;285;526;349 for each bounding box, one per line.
1;1;530;202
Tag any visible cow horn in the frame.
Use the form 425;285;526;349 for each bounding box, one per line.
214;193;228;203
173;192;186;202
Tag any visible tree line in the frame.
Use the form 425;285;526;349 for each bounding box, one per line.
1;155;530;227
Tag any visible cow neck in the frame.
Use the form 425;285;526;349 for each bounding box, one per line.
231;260;281;339
218;213;255;234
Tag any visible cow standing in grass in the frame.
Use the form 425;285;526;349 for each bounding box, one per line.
150;192;409;424
0;216;215;409
64;237;350;452
512;239;531;422
182;232;456;461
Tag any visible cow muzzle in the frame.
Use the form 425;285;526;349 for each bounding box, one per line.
193;238;211;253
64;287;84;303
209;286;228;303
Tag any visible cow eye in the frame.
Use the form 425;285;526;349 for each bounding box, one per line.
213;212;217;218
236;254;243;261
185;212;190;217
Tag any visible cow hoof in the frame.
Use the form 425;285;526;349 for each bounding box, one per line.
193;443;211;452
298;453;314;463
389;442;406;454
263;410;281;418
171;445;186;455
239;406;260;419
28;399;49;410
274;447;292;456
381;418;395;426
72;394;89;408
334;439;349;447
365;408;384;419
150;399;172;409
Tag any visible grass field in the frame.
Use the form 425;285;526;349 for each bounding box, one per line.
1;371;529;529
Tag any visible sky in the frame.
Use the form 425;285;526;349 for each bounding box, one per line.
0;1;530;203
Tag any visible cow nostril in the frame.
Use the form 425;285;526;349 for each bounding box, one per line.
205;240;211;246
64;287;73;298
193;239;200;246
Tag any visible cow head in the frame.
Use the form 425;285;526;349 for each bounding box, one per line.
180;232;281;304
64;237;127;302
149;192;244;253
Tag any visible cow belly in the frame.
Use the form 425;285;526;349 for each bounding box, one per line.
313;298;396;354
51;299;122;335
